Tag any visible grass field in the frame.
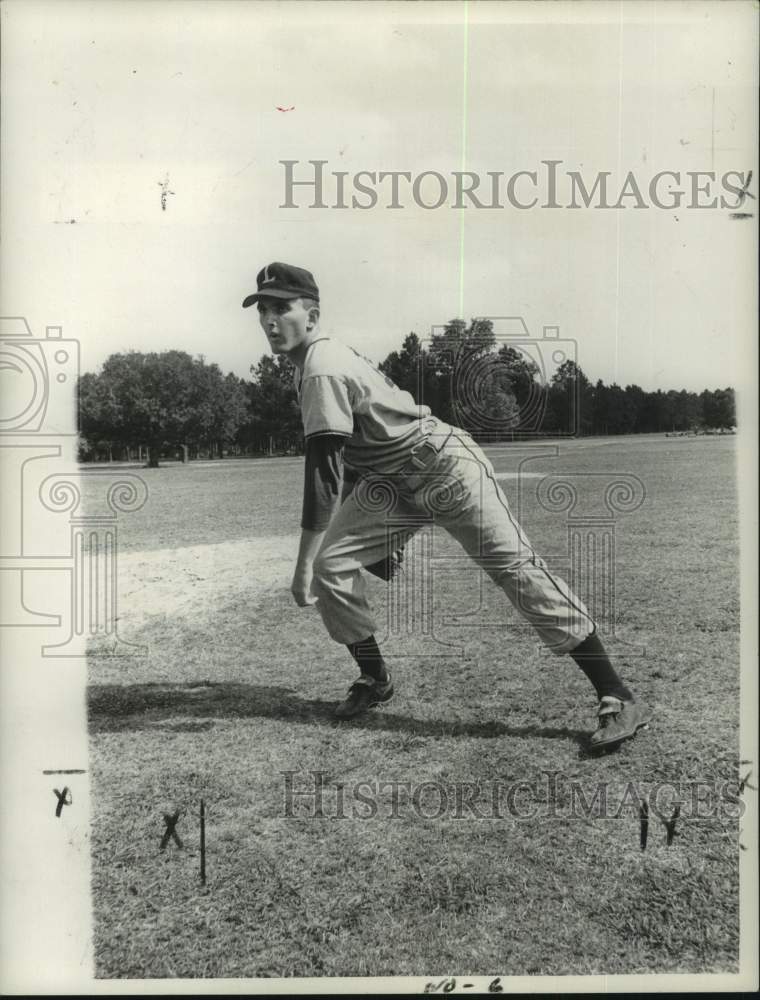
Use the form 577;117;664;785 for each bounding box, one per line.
86;434;744;979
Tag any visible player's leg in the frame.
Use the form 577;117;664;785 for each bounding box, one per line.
412;433;592;650
311;476;419;717
340;466;412;582
312;476;415;643
418;431;647;747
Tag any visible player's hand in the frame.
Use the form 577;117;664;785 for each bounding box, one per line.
290;566;317;607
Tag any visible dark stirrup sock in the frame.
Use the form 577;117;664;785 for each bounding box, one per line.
346;634;389;682
570;630;634;702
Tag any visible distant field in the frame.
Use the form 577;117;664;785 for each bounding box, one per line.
86;434;743;979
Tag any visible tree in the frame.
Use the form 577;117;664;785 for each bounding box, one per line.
440;348;521;438
186;361;249;457
78;371;115;459
426;318;496;427
602;383;638;434
100;351;197;466
717;387;736;428
623;384;647;434
219;373;250;452
379;332;423;397
593;379;611;435
701;387;736;429
480;378;521;434
546;360;591;435
495;345;540;408
676;389;702;431
638;388;667;434
78;351;249;466
245;354;302;453
379;331;442;416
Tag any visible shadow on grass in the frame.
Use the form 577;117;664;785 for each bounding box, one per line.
87;680;588;746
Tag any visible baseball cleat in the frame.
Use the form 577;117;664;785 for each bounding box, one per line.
589;696;649;750
334;672;394;719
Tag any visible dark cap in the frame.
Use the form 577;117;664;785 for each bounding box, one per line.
242;262;319;308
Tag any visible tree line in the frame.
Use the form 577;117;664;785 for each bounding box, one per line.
78;321;736;464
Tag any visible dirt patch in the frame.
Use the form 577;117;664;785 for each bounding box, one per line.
116;535;299;630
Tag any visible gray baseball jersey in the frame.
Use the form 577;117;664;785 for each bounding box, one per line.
295;338;433;474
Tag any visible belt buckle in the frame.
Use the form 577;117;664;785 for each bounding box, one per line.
409;439;435;471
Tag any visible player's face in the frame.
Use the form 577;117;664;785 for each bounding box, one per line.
257;297;313;356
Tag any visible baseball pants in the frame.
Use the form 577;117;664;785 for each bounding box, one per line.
311;426;595;654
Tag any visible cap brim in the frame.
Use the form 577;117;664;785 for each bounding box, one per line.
242;288;304;308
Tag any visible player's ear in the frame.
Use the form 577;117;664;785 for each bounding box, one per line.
307;305;320;328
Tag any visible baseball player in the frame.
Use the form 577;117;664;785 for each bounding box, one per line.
242;262;649;749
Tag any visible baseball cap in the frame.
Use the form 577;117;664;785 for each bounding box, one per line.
242;262;319;308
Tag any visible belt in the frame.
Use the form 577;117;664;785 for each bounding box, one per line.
401;425;453;476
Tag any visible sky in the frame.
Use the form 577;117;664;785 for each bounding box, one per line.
1;0;758;395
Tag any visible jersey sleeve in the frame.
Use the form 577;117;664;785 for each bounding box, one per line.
301;434;346;532
300;374;354;439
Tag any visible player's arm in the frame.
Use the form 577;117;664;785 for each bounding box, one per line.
290;433;347;606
